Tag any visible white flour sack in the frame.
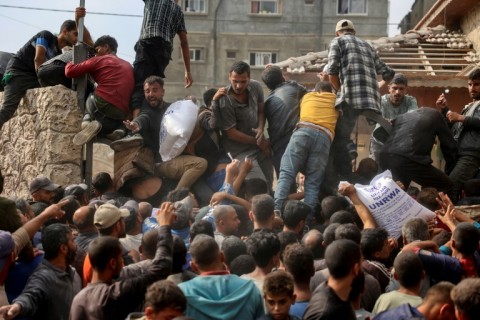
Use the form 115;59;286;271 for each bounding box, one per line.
353;170;435;239
159;100;199;161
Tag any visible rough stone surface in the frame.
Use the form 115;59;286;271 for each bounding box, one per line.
0;85;83;198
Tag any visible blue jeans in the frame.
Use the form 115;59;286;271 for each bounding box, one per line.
274;127;331;213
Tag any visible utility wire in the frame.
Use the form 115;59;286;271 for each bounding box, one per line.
0;4;403;26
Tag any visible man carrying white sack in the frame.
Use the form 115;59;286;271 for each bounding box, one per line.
115;75;206;190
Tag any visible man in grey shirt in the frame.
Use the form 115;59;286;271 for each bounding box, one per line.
213;61;273;190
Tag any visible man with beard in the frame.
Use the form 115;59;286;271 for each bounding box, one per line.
370;73;418;162
303;239;362;320
119;75;207;191
69;201;175;320
0;224;81;319
213;61;274;191
436;68;480;201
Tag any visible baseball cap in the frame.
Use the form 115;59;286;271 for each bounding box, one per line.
94;203;129;229
121;200;139;215
335;19;355;32
0;230;14;271
29;176;60;194
64;184;88;197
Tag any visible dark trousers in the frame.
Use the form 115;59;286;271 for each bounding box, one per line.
0;72;40;127
449;155;480;202
379;153;453;194
131;37;172;109
37;61;71;88
85;94;125;137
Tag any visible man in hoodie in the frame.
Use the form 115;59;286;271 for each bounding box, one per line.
179;234;264;320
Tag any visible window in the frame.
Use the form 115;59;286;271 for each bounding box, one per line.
183;0;206;13
190;49;202;61
251;1;279;14
338;0;367;14
226;51;236;59
305;0;314;4
250;52;277;66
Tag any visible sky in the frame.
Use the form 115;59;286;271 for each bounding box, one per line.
0;0;416;64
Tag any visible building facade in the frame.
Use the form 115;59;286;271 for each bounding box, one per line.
162;0;389;103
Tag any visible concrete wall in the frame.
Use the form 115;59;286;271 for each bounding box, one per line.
0;86;115;198
163;0;389;104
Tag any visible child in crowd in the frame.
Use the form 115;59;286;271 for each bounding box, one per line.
257;270;300;320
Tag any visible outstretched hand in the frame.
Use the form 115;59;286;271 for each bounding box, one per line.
123;120;140;133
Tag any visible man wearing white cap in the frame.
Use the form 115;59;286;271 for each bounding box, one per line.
326;19;395;186
82;203;132;285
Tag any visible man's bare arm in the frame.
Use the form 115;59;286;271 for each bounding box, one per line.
178;31;192;88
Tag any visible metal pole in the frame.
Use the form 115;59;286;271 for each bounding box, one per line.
73;0;93;196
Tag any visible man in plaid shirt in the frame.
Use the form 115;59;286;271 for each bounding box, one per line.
326;19;395;187
131;0;193;117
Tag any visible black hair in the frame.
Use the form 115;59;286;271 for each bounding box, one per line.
360;227;389;260
94;35;118;53
189;220;214;241
322;222;340;247
89;236;122;271
60;20;76;32
325;239;361;279
335;223;361;244
230;61;250;77
453;222;480;256
61;196;81;225
221;236;247;267
245;230;280;268
202;88;217;107
243;178;268;201
172;235;187;273
144;75;164;87
394;251;424;288
390;73;408;86
329;210;355;225
229;254;256;276
251;194;275;224
283;243;314;284
263;270;294;297
277;231;299;261
261;66;284;90
282;200;310;229
321;196;345;222
92;172;113;194
42;223;71;260
469;68;480;81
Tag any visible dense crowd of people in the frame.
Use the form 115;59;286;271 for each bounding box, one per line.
1;1;480;320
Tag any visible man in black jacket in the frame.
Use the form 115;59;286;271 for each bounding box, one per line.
436;68;480;201
379;107;457;193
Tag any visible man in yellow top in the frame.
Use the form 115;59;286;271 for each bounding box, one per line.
274;81;338;221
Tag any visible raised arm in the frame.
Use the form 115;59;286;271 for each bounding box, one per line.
338;183;377;229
